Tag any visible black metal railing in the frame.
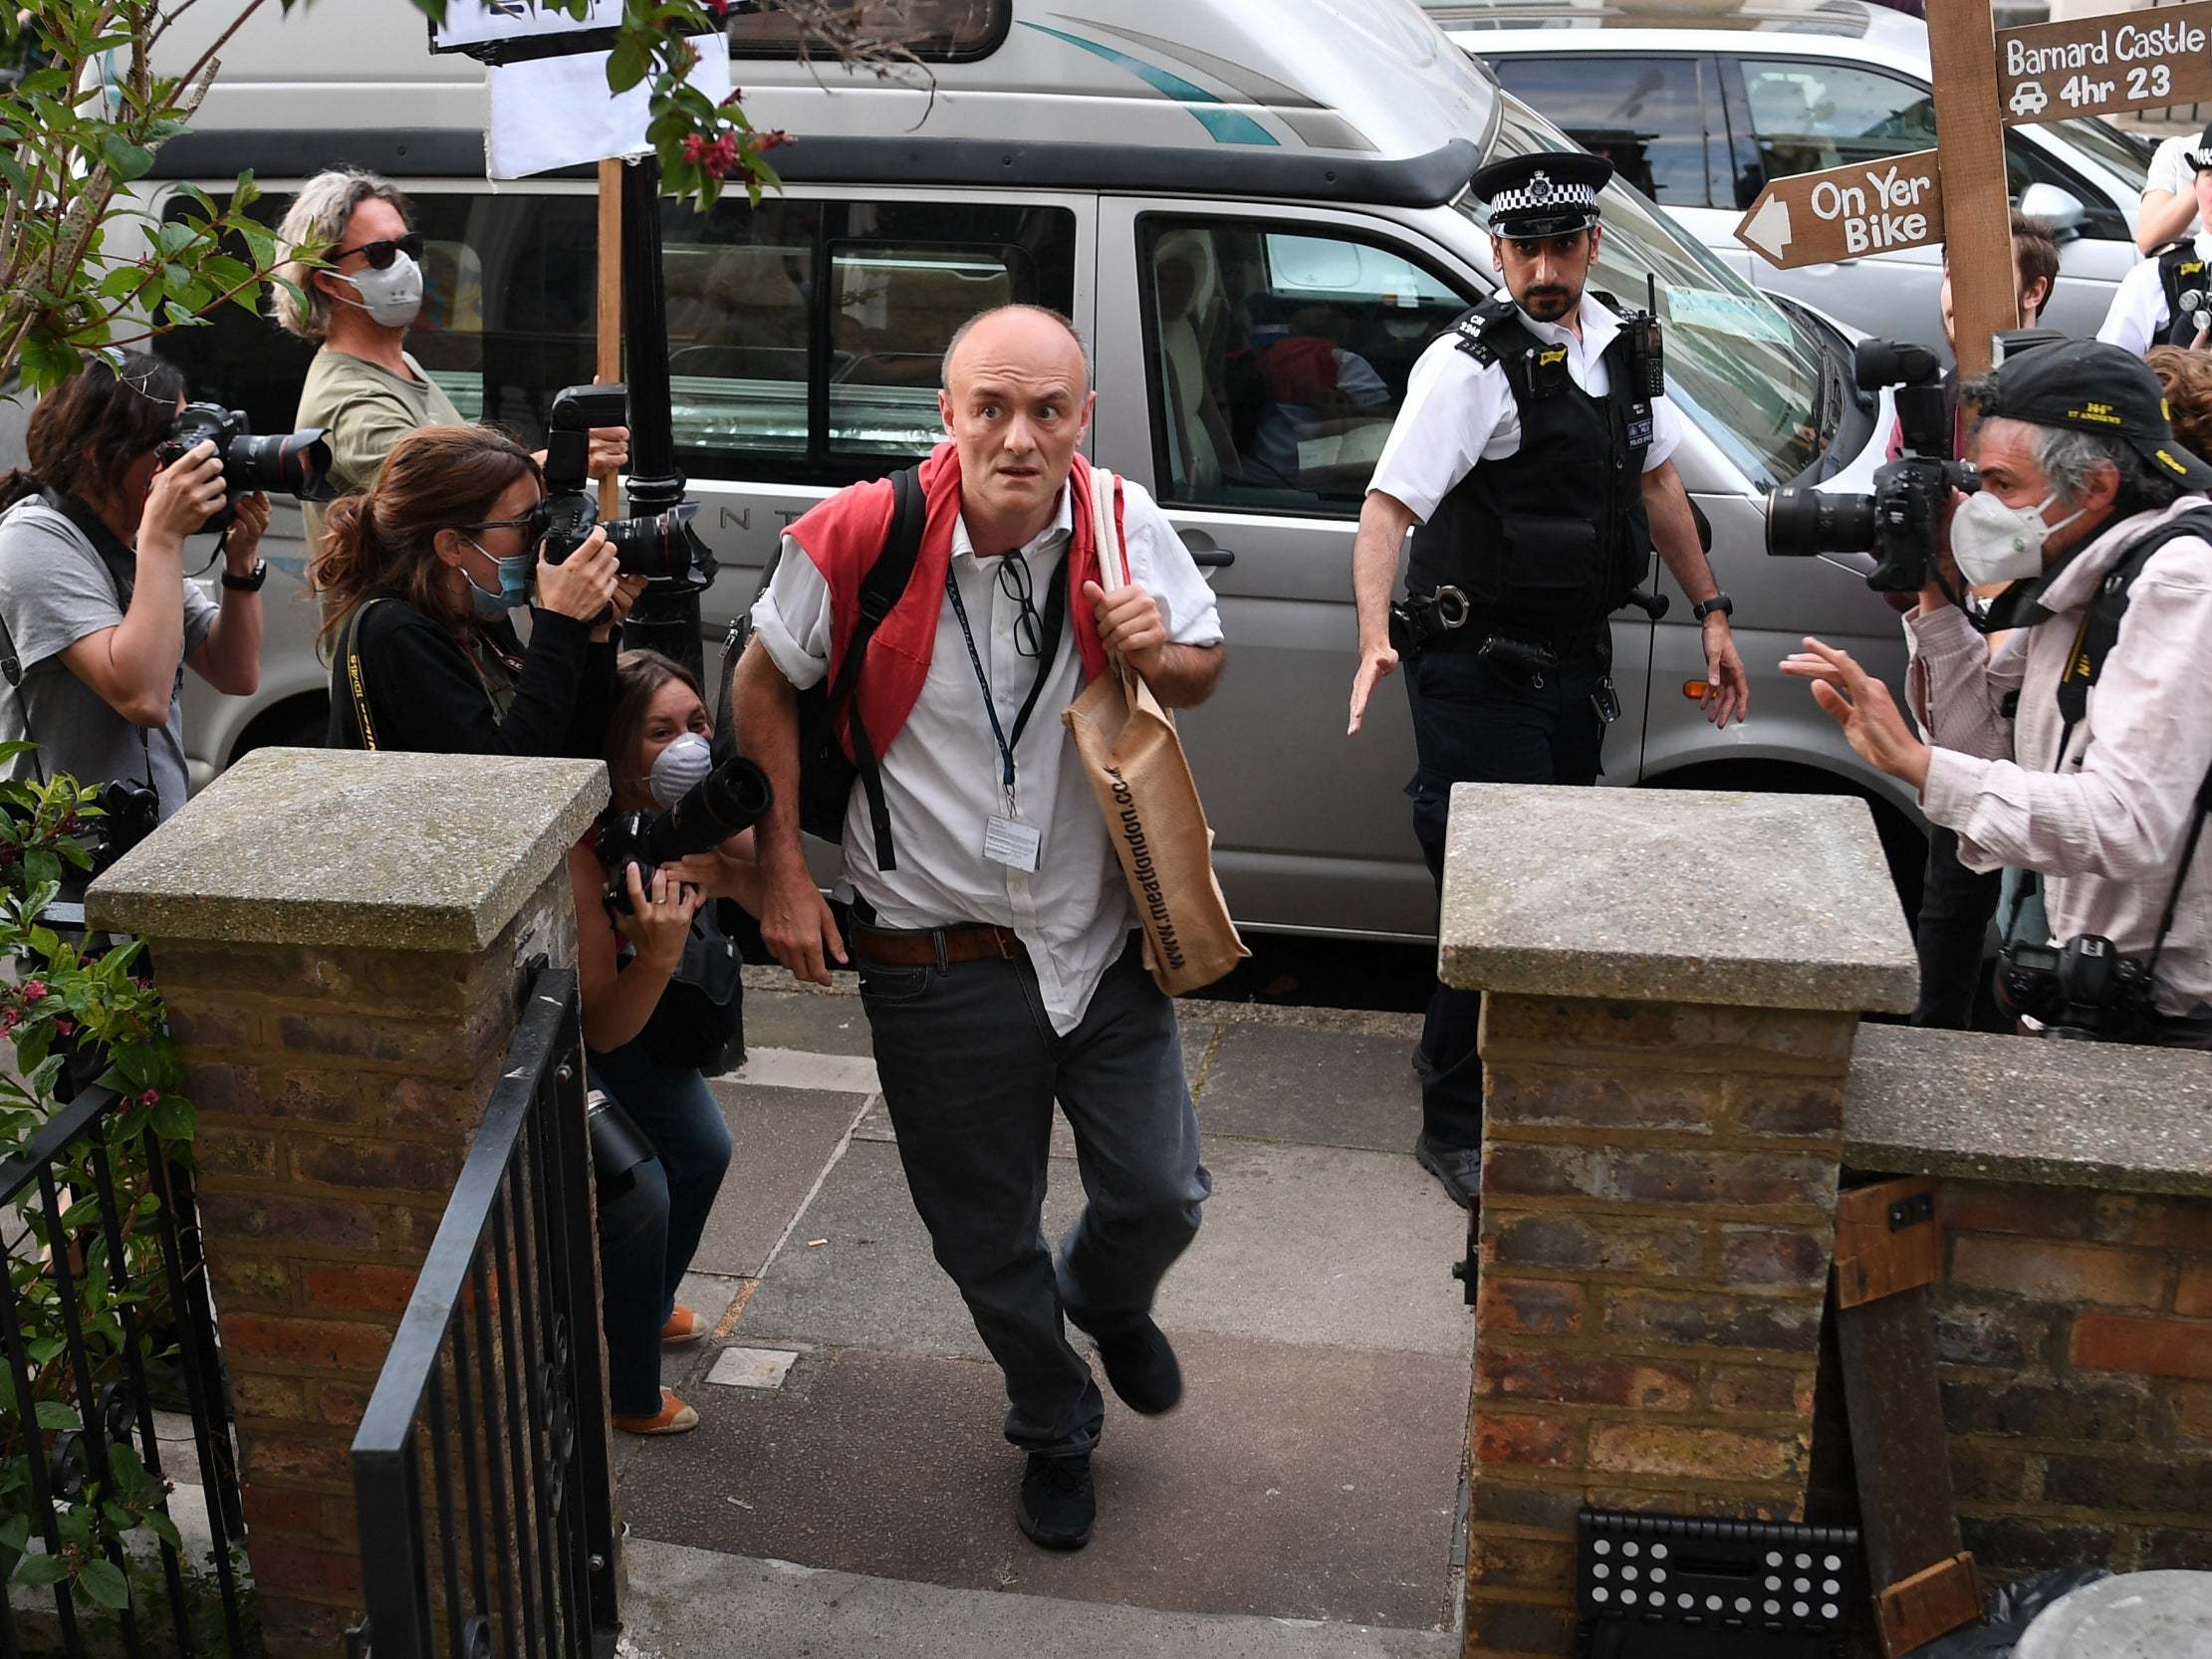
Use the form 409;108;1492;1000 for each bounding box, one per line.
0;1081;248;1657
347;968;617;1659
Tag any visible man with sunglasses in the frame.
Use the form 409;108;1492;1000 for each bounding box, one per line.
732;304;1223;1555
274;170;626;583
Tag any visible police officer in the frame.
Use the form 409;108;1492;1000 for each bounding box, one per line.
2099;121;2212;356
1346;151;1750;1209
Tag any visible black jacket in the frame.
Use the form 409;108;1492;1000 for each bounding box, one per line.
326;594;617;759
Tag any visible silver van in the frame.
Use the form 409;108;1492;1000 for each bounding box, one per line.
138;0;1916;938
1426;0;2156;347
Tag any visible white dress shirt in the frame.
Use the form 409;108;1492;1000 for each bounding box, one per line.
2097;232;2212;357
1367;292;1685;524
753;476;1223;1034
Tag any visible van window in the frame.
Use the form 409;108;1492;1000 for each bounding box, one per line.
728;0;1006;59
155;189;599;450
1138;220;1473;516
663;199;1076;483
1489;56;1719;210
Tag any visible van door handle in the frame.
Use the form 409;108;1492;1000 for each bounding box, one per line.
1179;530;1237;570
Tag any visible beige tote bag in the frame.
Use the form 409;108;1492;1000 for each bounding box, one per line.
1063;470;1249;995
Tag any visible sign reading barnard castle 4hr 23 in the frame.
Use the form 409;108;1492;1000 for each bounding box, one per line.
1995;0;2212;124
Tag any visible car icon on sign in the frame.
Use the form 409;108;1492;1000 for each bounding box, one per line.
2010;81;2050;118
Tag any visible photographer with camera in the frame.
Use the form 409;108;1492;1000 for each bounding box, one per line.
0;354;269;830
569;649;763;1437
275;170;627;571
1784;342;2212;1046
2099;123;2212;358
318;423;638;756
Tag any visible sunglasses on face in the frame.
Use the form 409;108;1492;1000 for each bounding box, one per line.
332;231;424;270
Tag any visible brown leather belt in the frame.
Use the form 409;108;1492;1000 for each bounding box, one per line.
852;921;1026;968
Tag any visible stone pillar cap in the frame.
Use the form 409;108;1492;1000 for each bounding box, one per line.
1439;784;1918;1014
88;747;609;951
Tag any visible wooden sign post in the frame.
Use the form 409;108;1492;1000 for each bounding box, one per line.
597;156;623;522
1926;0;2017;378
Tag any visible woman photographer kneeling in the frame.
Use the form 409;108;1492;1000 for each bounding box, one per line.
317;423;638;756
571;650;759;1435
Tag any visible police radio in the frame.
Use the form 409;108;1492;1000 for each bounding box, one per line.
1624;274;1665;401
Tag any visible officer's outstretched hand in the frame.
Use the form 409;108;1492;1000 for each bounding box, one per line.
1781;637;1930;791
1700;617;1751;729
1348;642;1398;737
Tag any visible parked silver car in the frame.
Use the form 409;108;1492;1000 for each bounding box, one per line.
1428;0;2155;349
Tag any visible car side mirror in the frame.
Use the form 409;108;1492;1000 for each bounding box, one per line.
2018;182;2087;243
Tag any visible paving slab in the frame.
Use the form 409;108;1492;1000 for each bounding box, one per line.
620;1537;1458;1659
736;1139;1473;1361
691;1082;867;1280
619;1331;1465;1630
737;985;877;1057
1194;1023;1420;1153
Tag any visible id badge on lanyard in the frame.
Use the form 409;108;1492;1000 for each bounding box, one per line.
946;557;1064;874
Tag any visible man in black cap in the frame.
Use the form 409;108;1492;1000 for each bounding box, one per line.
1786;341;2212;1048
2099;120;2212;356
1347;149;1749;1206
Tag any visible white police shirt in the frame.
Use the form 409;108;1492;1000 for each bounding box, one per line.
751;477;1223;1034
1367;292;1684;524
2097;231;2212;357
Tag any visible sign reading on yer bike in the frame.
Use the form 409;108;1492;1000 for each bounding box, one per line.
1996;1;2212;124
1733;148;1944;270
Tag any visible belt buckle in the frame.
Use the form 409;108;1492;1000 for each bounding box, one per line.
1432;586;1470;630
993;928;1018;960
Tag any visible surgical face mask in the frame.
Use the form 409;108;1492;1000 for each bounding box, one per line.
649;732;713;809
1949;489;2084;587
461;536;532;616
342;252;423;330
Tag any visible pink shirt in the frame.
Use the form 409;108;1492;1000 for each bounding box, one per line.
1908;496;2212;1016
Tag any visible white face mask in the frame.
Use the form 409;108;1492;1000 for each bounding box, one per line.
341;251;423;331
649;732;714;809
1950;489;2084;587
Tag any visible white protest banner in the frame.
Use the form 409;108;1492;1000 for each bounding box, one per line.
434;0;626;54
486;34;732;178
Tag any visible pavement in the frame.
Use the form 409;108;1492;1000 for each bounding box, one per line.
613;970;1475;1659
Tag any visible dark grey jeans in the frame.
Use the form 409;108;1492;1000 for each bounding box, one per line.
857;929;1211;1457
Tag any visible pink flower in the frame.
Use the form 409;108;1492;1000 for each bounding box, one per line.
750;128;791;153
1;1009;21;1034
718;88;744;109
22;981;47;1002
51;1018;73;1037
681;132;708;164
138;1090;159;1108
704;133;739;178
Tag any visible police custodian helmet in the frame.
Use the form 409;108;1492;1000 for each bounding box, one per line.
1471;150;1613;240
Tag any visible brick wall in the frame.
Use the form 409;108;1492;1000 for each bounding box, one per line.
1927;1176;2212;1577
151;870;575;1657
1464;994;1860;1659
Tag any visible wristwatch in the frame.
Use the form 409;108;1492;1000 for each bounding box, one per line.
221;562;268;592
1691;592;1734;622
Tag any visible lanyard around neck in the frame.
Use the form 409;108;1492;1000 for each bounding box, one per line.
943;545;1072;812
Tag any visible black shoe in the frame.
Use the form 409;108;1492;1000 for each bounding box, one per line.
1414;1133;1481;1210
1094;1316;1183;1415
1017;1452;1096;1550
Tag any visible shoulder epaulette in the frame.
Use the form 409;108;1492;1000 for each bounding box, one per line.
1447;297;1522;366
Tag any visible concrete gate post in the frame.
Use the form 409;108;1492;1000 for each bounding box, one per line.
89;748;608;1658
1437;785;1918;1659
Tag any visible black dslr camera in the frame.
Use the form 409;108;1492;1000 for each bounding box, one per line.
539;384;716;588
1765;340;1977;592
155;402;336;532
596;754;772;915
90;780;160;874
1997;933;2158;1042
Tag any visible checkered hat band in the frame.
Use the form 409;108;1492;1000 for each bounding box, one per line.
2191;147;2212;170
1491;181;1599;215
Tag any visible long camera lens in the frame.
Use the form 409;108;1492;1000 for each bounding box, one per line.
603;501;707;582
225;429;336;502
644;755;773;866
1765;487;1878;557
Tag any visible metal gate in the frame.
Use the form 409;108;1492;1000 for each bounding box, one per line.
346;968;617;1659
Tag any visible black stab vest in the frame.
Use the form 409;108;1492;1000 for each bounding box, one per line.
1406;298;1652;639
2157;243;2210;347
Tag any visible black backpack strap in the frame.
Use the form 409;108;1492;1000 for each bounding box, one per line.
827;465;927;871
2052;509;2212;736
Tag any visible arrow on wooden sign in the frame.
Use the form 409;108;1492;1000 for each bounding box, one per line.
1733;149;1945;270
1997;1;2212;125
